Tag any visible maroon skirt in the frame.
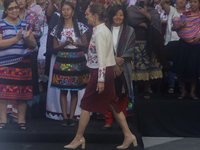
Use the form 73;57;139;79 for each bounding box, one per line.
80;67;121;115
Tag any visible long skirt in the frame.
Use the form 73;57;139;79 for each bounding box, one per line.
80;67;121;115
51;48;89;91
173;40;200;79
132;40;163;81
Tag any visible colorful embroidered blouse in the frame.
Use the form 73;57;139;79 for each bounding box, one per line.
0;19;31;66
23;9;42;41
50;22;88;49
87;23;116;82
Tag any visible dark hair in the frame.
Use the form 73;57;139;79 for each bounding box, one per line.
2;0;18;19
89;3;107;22
108;5;126;25
57;1;80;39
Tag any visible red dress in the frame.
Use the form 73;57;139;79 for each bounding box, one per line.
80;67;121;115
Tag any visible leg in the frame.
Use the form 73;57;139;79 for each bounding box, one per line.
60;90;68;120
102;111;113;129
178;78;186;99
69;91;78;119
64;109;90;148
17;100;27;124
0;99;8;124
119;96;128;118
168;62;175;93
144;84;150;99
17;100;27;130
190;79;198;99
109;104;138;148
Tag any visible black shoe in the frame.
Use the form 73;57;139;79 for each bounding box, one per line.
68;119;75;127
102;125;112;130
61;119;68;127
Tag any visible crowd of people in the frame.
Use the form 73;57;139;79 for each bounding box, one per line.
0;0;200;148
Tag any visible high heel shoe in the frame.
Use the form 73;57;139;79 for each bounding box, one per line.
117;135;138;149
64;137;85;149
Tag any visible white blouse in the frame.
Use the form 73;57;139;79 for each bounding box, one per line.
165;6;181;45
87;23;116;82
112;26;120;53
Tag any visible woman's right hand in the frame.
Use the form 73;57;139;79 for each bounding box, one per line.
114;64;122;77
15;28;23;42
138;22;147;29
65;36;73;45
115;56;124;66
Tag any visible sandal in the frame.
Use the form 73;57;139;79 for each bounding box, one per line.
18;123;27;130
190;95;198;100
144;91;150;99
0;123;7;130
168;88;174;94
178;94;186;99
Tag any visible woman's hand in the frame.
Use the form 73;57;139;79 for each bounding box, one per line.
23;27;33;40
96;82;105;94
192;36;200;45
114;64;122;77
65;36;73;45
115;56;124;66
171;21;187;31
15;28;23;41
138;22;147;29
66;36;79;47
138;6;148;16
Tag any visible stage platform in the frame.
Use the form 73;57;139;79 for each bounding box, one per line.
0;118;144;150
134;93;200;137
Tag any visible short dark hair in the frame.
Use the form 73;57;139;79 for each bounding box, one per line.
108;5;126;25
2;0;18;19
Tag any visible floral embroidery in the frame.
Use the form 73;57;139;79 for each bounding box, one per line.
52;74;89;86
98;67;106;82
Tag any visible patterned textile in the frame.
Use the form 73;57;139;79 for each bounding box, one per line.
0;19;31;66
155;4;168;21
51;49;89;90
109;24;135;110
87;23;116;82
0;58;33;100
132;40;163;81
51;22;88;48
28;2;45;26
23;9;42;41
172;13;200;44
51;23;89;90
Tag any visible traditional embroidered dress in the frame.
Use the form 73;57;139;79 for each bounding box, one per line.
7;10;42;117
50;22;89;90
0;19;33;117
127;5;163;81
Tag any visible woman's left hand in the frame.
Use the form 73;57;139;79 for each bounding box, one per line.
138;6;148;16
23;27;33;40
192;36;200;45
